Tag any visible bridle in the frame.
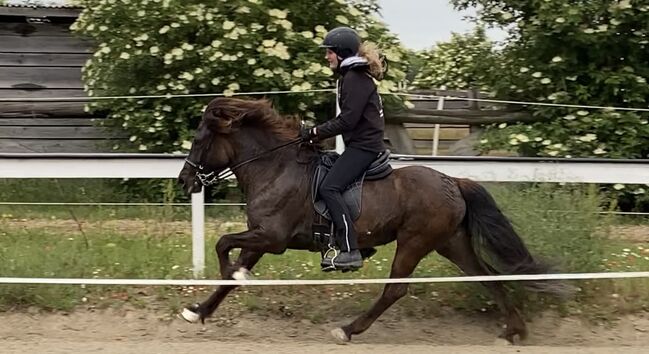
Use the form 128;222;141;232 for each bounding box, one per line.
184;138;303;186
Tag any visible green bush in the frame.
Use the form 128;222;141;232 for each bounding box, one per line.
72;0;408;153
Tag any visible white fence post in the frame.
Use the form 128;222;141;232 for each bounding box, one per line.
191;190;205;278
433;96;445;156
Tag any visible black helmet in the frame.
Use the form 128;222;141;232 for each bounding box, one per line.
319;26;361;59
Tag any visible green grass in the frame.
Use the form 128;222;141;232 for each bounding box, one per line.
0;180;647;321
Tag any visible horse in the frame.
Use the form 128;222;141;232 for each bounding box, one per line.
176;96;568;343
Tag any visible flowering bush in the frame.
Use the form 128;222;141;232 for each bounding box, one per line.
72;0;407;153
444;0;649;161
412;27;497;91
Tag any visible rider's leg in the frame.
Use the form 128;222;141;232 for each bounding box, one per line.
318;147;378;269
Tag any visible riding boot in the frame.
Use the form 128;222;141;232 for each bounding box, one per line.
322;249;363;271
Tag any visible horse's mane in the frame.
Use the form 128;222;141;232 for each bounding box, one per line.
202;97;301;141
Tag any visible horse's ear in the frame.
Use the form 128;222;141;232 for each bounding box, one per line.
203;105;234;133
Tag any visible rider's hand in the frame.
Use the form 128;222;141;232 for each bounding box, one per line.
300;126;317;143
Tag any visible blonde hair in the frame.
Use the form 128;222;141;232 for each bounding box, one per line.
358;42;385;80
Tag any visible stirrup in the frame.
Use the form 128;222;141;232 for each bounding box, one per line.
321;246;339;272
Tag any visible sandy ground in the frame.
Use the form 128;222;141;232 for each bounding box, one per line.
0;307;648;354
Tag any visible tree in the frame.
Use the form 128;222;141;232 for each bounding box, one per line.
72;0;408;153
413;27;498;91
447;0;649;161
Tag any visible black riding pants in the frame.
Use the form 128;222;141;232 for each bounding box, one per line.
319;147;378;252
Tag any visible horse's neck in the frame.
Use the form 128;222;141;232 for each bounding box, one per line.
232;134;312;197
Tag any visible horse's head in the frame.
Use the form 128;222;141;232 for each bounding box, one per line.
178;97;300;195
177;98;242;194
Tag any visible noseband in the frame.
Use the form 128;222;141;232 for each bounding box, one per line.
185;138;302;186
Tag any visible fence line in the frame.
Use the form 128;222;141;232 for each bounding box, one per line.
3;86;649;113
394;92;649;113
1;271;649;286
2;154;648;277
0;88;336;102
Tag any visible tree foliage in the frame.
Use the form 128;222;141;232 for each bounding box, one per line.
72;0;407;153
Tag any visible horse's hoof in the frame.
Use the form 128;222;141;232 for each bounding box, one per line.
179;307;201;323
232;267;251;280
330;327;350;343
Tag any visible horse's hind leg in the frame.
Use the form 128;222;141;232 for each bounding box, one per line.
332;236;430;342
437;231;527;343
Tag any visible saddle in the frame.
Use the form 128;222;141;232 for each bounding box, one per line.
310;149;392;253
311;149;392;221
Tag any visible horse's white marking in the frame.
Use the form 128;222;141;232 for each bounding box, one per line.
493;338;512;346
330;327;350;343
180;308;200;323
232;267;251;281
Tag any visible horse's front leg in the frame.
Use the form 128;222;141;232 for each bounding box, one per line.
182;249;264;323
215;228;285;278
181;228;285;323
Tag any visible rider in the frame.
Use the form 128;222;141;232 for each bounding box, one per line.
301;26;386;271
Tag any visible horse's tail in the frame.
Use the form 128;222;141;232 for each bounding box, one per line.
456;178;573;297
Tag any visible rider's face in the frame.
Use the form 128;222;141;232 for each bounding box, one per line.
325;49;338;69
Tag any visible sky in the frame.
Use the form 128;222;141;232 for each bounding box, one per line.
377;0;508;50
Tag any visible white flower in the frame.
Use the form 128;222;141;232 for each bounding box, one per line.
578;134;597;142
547;151;559;156
180;72;194;81
336;15;349;24
223;21;236;30
181;141;192;150
501;12;513;20
301;31;314;39
156;84;166;90
120;52;130;60
292;69;304;78
617;0;632;10
171;48;184;56
139;145;148;151
593;147;607;155
268;9;288;19
540;78;551;84
236;6;251;13
515;134;530;142
170;23;180;28
137;10;146;17
159;25;170;34
532;71;542;78
520;67;530;73
541;140;552;145
613;184;625;190
577;110;589;116
564;114;576;120
555;17;566;23
211;40;222;48
129;136;138;142
498;123;507;129
149;46;160;55
247;58;256;65
181;43;194;51
228;83;240;91
597;24;609;32
551;56;563;63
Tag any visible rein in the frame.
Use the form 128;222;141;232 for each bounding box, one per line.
185;138;303;186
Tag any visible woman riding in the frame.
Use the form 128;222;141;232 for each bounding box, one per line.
301;26;386;271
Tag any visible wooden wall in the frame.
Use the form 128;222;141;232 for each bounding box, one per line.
0;7;119;153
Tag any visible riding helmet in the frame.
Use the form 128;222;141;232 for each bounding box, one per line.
319;26;361;59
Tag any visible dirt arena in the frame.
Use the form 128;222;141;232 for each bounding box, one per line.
1;307;648;353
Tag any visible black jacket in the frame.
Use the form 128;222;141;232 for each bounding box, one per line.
314;65;385;153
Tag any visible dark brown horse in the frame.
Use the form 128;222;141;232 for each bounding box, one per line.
177;97;567;343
